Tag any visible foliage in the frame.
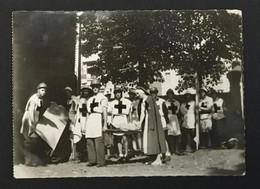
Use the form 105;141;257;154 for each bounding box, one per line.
80;10;242;91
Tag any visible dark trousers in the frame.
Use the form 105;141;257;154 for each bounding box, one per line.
182;128;196;151
86;137;106;165
168;135;182;153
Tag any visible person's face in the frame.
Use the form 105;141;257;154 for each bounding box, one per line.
81;89;90;98
151;92;158;99
200;91;206;98
37;88;47;98
185;94;191;101
115;91;122;99
64;90;72;99
91;85;100;94
212;93;217;100
128;92;136;100
167;92;174;100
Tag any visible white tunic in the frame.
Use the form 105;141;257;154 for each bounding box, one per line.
199;96;213;120
85;93;108;138
155;98;167;129
20;93;43;137
109;98;132;135
73;96;88;143
180;100;196;129
164;99;181;136
212;98;225;120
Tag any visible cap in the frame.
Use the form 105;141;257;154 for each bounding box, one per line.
166;89;174;95
114;86;123;93
128;88;136;94
64;86;72;92
81;84;92;90
90;79;101;86
37;82;48;89
150;87;159;94
199;87;207;93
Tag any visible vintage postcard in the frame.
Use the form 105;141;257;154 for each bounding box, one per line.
13;10;245;178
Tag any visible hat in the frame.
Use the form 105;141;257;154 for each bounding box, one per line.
90;79;101;86
166;89;174;95
37;82;47;89
114;86;123;93
64;86;72;92
128;88;136;94
81;84;92;90
199;87;207;93
136;86;150;95
150;87;159;94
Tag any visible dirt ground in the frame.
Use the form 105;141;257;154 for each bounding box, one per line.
14;149;245;178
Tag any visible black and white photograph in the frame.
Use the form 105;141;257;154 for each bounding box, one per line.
13;10;245;178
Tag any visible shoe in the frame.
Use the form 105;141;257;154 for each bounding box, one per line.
175;151;185;156
97;164;107;167
87;163;97;167
165;156;171;162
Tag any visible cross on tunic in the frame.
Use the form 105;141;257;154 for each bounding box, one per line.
185;103;190;109
36;100;43;111
168;102;178;114
114;100;127;114
79;104;88;117
214;103;221;113
201;102;207;108
90;98;99;113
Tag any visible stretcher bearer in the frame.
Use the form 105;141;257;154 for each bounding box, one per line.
109;86;132;161
85;79;108;167
164;89;184;156
71;85;93;161
128;88;142;156
20;82;50;166
180;90;196;153
150;87;171;162
211;89;227;148
198;87;213;148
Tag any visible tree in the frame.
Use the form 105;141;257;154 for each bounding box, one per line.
80;10;242;91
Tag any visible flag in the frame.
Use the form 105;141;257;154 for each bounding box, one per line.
35;104;68;151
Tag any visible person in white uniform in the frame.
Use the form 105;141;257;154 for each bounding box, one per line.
20;82;50;166
85;79;108;167
109;86;132;161
164;89;184;156
211;89;227;148
180;90;196;153
198;87;213;148
71;84;93;162
128;88;142;156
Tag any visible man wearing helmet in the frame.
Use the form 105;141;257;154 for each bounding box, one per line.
20;82;50;166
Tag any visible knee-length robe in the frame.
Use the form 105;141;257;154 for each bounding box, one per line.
142;96;167;155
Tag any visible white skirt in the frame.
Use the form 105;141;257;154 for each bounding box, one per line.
168;114;181;136
112;115;128;136
182;114;195;129
85;113;102;138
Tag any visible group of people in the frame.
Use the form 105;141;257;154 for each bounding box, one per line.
20;79;235;167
